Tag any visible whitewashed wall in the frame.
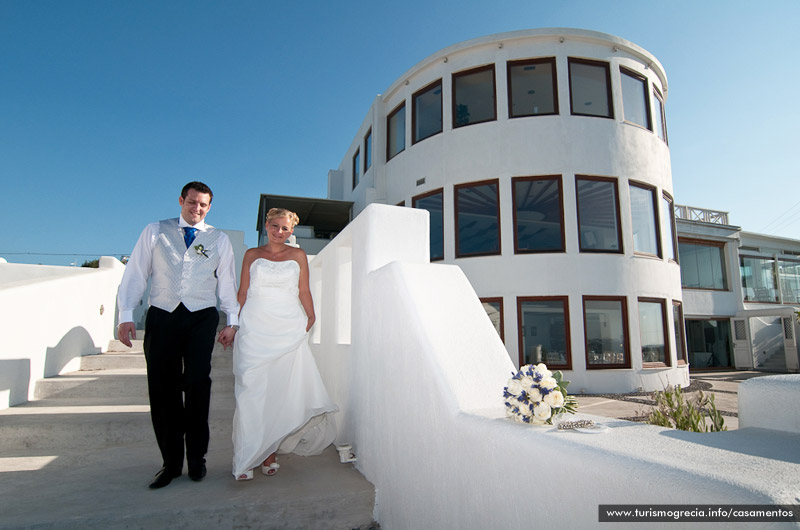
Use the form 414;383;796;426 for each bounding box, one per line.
310;204;800;530
0;257;125;409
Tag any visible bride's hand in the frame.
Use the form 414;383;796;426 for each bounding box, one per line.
306;316;316;332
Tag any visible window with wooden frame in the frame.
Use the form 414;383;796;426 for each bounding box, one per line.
638;297;670;367
678;238;728;290
386;102;406;161
352;148;360;190
629;181;661;257
620;66;652;130
454;179;500;257
583;296;630;369
481;297;505;342
512;175;565;253
452;65;497;128
568;58;613;118
672;301;687;365
517;296;571;370
576;175;623;253
364;128;372;173
413;79;443;144
507;57;558;118
661;192;678;262
653;86;668;144
412;188;444;261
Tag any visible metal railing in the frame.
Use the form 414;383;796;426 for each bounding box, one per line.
674;204;730;225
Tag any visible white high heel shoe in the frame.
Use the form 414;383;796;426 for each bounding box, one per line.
262;461;280;476
235;469;254;481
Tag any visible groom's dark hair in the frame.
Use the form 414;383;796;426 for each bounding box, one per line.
181;181;214;203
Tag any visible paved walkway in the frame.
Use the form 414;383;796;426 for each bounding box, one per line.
574;370;775;430
0;339;377;530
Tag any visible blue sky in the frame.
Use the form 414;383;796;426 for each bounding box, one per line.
2;0;798;266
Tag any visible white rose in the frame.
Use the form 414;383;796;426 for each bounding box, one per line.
535;363;552;378
527;387;543;403
520;375;535;390
544;389;565;408
507;379;523;396
529;416;547;426
533;402;552;422
540;377;558;390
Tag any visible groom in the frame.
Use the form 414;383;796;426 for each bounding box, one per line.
117;181;240;489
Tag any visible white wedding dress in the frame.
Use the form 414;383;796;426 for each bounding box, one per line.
231;258;338;477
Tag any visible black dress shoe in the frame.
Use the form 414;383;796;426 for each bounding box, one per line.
149;467;181;489
188;463;207;482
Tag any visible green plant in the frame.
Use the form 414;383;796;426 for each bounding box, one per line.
647;385;726;432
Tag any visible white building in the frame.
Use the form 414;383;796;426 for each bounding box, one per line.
676;205;800;373
327;28;683;393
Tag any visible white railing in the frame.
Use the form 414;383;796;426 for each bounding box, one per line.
674;204;730;225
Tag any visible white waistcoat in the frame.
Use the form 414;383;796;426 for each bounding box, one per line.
150;218;224;313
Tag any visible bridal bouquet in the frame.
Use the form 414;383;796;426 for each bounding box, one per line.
503;363;577;425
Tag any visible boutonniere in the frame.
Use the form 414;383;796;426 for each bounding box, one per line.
194;244;209;258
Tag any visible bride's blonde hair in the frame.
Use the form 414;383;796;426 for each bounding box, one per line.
266;208;300;228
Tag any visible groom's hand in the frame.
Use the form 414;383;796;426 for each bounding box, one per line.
118;322;136;348
217;326;237;350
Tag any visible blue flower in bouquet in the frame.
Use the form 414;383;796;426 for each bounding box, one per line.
503;363;577;425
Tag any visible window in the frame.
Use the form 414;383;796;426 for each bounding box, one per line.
517;297;571;370
741;256;778;303
512;175;565;253
352;149;360;190
672;301;687;364
779;259;800;304
686;319;732;368
568;58;613;118
620;67;651;130
678;239;727;290
629;182;660;256
364;128;372;172
413;80;442;143
653;87;668;144
583;297;630;369
638;298;669;366
661;193;677;261
481;297;504;341
507;58;558;118
576;176;622;253
413;189;444;261
454;179;500;257
453;65;496;128
387;102;406;161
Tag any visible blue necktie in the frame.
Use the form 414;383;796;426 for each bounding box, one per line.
183;227;198;248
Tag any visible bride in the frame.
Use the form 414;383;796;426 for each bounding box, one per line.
231;208;338;480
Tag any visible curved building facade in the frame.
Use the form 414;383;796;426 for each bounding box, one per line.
328;28;685;393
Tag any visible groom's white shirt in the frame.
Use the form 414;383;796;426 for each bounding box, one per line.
117;215;239;326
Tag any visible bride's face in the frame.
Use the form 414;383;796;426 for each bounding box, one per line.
266;216;294;244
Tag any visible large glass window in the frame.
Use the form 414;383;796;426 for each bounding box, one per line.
679;239;728;290
352;149;360;190
653;87;668;144
620;67;651;130
518;297;571;370
638;298;669;366
507;58;558;118
741;256;778;303
629;182;660;256
386;103;406;161
481;297;504;341
453;65;496;128
779;259;800;304
584;297;630;368
512;176;564;253
686;319;732;368
413;189;444;261
454;179;500;257
413;80;442;144
569;58;613;118
661;193;677;261
364;128;372;172
672;301;687;364
576;176;622;253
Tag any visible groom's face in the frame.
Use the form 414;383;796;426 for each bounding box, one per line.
179;189;212;226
